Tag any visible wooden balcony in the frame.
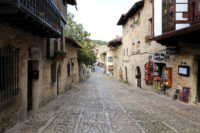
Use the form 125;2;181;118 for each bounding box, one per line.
0;0;62;38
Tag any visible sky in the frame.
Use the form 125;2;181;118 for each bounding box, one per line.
68;0;139;41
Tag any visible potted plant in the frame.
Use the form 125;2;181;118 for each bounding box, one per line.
55;51;67;59
53;25;58;30
39;12;45;19
144;35;152;43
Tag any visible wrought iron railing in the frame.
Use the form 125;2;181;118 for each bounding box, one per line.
0;46;19;102
18;0;61;33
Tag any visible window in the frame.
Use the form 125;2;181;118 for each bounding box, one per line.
162;0;175;32
0;46;19;102
138;12;141;21
126;48;128;56
127;25;129;33
67;63;70;76
63;0;66;5
148;18;153;37
132;16;135;22
108;57;113;62
51;62;56;83
123;48;125;56
54;39;58;53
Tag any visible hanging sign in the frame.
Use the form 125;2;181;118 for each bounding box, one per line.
153;53;169;61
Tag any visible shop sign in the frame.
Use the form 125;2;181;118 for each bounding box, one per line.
166;47;180;55
153;53;169;61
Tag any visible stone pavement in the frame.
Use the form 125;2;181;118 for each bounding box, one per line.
5;67;200;133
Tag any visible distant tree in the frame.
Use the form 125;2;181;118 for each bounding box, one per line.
65;12;96;65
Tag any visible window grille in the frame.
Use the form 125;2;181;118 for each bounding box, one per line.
0;45;19;102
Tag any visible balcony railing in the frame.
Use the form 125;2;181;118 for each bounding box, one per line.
0;0;62;38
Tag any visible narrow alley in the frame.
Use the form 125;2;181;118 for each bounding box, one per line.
6;66;200;133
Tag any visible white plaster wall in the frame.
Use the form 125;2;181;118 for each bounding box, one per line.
154;0;162;36
176;4;188;12
176;13;188;21
176;24;190;30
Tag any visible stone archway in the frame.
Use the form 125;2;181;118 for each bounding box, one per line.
119;68;123;80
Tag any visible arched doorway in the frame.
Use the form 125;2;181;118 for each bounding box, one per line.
57;65;61;95
119;68;123;80
136;67;141;88
125;67;128;82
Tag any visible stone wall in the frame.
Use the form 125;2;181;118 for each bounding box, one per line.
0;21;78;130
0;21;45;130
165;44;200;103
116;0;166;89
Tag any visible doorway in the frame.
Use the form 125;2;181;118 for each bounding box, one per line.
125;67;128;82
27;61;33;112
154;63;166;90
136;67;141;88
119;68;123;80
27;60;39;112
197;57;200;102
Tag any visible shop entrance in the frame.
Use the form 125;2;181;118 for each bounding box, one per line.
136;67;141;88
197;57;200;102
154;63;166;90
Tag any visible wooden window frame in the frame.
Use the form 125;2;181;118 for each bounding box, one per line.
189;0;200;24
162;0;176;33
197;0;200;14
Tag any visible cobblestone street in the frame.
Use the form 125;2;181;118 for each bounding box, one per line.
6;67;200;133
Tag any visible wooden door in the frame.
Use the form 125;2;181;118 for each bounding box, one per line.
137;67;141;88
125;67;128;82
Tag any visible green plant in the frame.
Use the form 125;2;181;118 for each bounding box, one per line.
144;35;152;43
55;51;67;55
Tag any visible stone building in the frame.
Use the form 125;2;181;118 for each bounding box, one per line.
104;50;114;76
153;0;200;104
108;37;122;79
95;45;110;66
65;36;82;85
0;0;77;131
115;0;167;89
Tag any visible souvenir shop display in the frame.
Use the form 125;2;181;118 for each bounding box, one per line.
163;67;172;87
144;62;154;85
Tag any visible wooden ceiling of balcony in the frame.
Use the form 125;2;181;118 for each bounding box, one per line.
153;23;200;46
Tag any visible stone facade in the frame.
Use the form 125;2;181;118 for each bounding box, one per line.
152;0;200;104
113;0;168;90
0;0;78;131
